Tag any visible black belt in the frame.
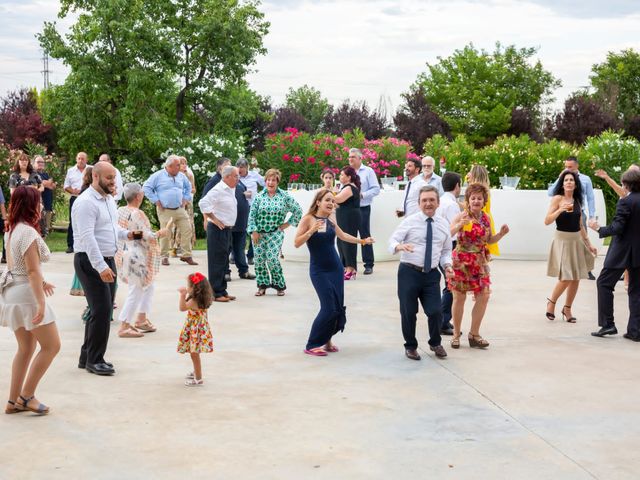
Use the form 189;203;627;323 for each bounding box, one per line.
401;262;436;273
163;206;180;210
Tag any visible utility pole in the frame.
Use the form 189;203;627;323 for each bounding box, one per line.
41;50;50;89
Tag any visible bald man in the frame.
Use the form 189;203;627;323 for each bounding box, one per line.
72;161;135;376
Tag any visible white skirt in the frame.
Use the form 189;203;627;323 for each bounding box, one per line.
0;277;56;332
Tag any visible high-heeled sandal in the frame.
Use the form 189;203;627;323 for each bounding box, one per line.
254;288;266;296
545;298;556;320
5;400;24;414
451;333;461;349
18;395;49;415
468;334;490;349
562;305;577;323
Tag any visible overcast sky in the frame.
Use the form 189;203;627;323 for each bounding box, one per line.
1;0;639;116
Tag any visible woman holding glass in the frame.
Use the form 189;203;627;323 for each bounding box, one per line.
294;188;374;356
248;169;303;296
544;170;596;322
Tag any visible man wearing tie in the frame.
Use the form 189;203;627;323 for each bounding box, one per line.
396;157;427;218
389;185;453;360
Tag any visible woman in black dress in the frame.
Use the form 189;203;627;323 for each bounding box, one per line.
294;189;373;356
8;152;43;196
334;166;361;280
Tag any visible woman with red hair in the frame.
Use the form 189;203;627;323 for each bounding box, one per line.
1;186;59;415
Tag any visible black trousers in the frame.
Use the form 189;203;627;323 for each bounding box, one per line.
597;266;640;336
75;253;116;365
358;205;374;269
398;263;443;349
231;230;249;275
207;223;231;297
439;240;457;328
67;196;77;249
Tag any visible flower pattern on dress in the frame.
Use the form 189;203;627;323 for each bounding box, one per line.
448;212;492;294
115;207;160;288
177;309;213;354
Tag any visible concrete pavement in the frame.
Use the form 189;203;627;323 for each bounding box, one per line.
0;252;637;479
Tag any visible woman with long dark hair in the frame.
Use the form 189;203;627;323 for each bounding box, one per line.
544;170;597;322
334;166;361;280
1;186;59;415
8;151;43;196
294;189;373;356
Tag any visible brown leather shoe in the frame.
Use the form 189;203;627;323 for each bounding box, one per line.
161;258;170;266
405;348;421;361
180;256;198;266
226;295;236;301
214;296;230;303
430;345;447;358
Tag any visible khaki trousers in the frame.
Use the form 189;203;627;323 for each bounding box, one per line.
157;206;192;257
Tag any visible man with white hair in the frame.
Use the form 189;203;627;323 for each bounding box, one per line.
143;155;197;265
348;148;380;275
421;155;444;196
98;152;124;202
64;151;88;253
199;165;240;302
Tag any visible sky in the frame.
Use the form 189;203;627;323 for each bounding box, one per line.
1;0;639;116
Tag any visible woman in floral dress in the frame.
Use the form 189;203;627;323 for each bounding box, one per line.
448;183;509;349
247;169;303;296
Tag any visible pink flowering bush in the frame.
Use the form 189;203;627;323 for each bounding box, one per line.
257;128;414;186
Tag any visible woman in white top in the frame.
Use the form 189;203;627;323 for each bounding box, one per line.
1;186;59;415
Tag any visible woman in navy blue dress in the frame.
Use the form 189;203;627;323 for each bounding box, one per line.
295;189;374;356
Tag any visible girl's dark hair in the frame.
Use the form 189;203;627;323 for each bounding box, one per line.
340;166;361;190
552;170;583;207
12;151;33;174
187;274;213;309
81;165;94;193
8;185;41;233
320;168;335;180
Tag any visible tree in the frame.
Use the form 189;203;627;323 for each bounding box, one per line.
323;100;389;138
590;49;640;124
393;85;449;154
284;85;331;133
0;88;52;150
38;0;268;159
414;43;561;145
624;115;640;142
506;107;541;142
265;107;309;135
545;92;621;145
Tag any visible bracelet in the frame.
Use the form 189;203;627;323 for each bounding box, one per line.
360;239;365;246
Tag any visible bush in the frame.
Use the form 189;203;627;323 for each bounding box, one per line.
255;128;413;186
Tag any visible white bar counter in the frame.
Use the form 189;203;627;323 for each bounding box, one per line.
280;189;607;262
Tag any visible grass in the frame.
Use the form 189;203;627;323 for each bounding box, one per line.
45;230;208;253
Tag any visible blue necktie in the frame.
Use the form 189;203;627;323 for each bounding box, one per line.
424;217;433;271
403;180;411;213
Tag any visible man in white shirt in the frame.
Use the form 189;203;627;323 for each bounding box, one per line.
436;172;462;335
349;148;380;275
421;155;444;196
389;185;453;361
237;157;264;265
199;165;240;302
98;153;124;202
396;157;427;218
73;161;135;376
63;151;88;253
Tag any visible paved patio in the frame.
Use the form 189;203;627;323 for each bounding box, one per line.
0;251;637;479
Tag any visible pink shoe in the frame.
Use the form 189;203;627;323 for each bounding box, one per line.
304;347;328;357
344;271;356;280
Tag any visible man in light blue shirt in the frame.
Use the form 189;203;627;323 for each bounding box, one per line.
547;156;596;279
143;155;196;265
349;148;380;275
421;155;444;196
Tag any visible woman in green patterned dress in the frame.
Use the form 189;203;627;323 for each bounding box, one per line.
248;169;302;296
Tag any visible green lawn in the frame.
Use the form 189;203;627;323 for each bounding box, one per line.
45;231;208;253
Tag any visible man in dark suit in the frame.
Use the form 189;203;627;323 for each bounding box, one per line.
589;168;640;341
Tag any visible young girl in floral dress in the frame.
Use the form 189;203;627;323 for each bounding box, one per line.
177;272;214;386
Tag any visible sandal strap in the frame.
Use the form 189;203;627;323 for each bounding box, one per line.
547;298;556;305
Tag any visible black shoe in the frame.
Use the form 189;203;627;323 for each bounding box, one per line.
623;333;640;342
363;267;373;275
65;247;74;254
591;326;618;337
588;271;596;280
78;361;113;369
248;258;254;265
86;362;115;375
239;272;256;280
224;273;232;282
440;328;454;336
0;257;5;264
405;348;421;361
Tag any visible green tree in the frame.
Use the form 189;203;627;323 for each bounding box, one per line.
285;85;331;133
590;49;640;124
414;43;560;145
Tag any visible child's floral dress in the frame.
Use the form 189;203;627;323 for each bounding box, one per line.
177;309;213;353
